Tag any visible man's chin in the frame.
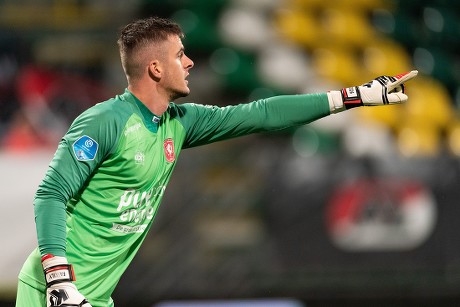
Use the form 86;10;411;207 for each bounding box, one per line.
171;88;190;101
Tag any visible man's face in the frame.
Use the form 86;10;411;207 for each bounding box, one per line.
158;35;194;101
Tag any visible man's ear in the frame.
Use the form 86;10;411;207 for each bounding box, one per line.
148;60;161;81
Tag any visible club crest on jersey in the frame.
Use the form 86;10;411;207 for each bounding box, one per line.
163;138;175;163
73;135;98;161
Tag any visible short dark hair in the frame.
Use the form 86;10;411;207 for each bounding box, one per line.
117;16;184;81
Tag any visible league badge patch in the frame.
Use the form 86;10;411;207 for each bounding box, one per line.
73;135;99;161
163;138;175;163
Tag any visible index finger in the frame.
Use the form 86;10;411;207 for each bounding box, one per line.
388;70;418;91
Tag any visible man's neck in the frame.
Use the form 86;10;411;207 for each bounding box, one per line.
127;83;170;116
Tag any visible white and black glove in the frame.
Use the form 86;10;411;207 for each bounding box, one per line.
327;70;418;113
42;254;92;307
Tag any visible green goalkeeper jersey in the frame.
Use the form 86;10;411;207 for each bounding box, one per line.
19;89;330;306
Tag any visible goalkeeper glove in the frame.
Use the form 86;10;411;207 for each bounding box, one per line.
327;70;418;113
42;254;92;307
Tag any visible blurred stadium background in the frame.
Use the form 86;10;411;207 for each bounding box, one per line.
1;0;460;306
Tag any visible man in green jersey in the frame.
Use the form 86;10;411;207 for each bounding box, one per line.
15;16;418;307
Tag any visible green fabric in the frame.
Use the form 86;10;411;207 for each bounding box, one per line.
16;268;46;306
178;93;330;147
21;89;330;305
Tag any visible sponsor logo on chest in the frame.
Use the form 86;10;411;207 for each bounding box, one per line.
112;185;166;234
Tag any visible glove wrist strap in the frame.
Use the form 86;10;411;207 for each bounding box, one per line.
341;86;363;109
44;263;76;287
42;254;76;287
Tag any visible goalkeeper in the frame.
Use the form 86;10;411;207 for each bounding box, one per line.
15;16;418;307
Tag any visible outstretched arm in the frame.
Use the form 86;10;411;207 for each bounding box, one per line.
179;71;418;148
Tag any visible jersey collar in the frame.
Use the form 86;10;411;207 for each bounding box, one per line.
121;89;162;132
